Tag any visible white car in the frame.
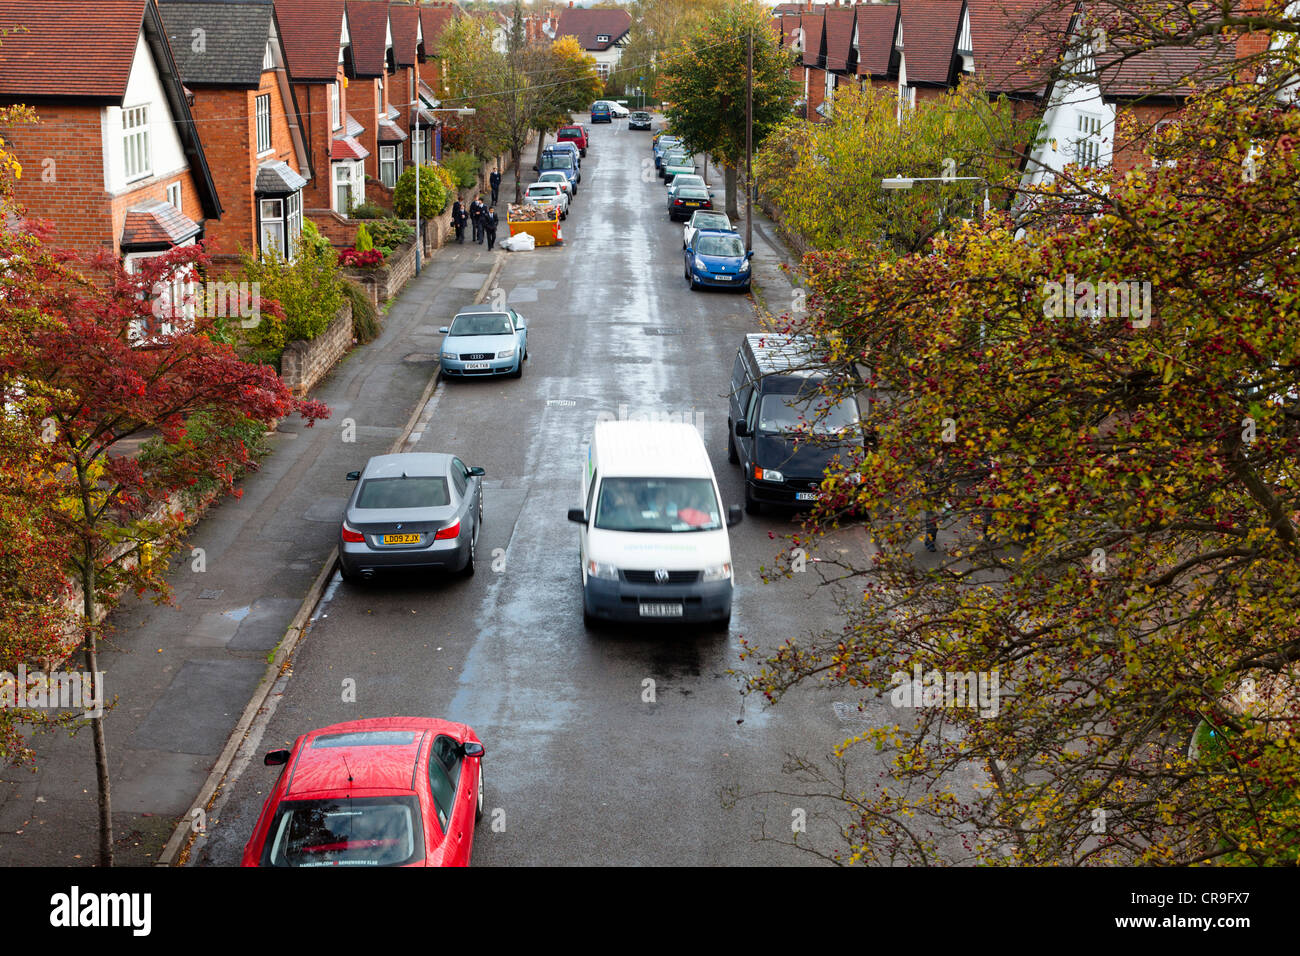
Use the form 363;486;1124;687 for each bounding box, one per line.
524;182;569;220
536;170;574;201
594;99;630;119
683;210;734;249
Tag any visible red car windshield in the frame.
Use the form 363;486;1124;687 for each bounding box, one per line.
260;795;424;867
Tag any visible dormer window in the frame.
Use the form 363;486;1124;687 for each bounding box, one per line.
596;34;610;43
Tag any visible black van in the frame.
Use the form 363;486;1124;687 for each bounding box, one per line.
727;333;867;513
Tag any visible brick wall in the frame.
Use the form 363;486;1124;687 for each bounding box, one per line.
806;67;826;120
1111;102;1183;175
296;81;333;211
307;208;361;249
193;88;255;255
3;104;205;258
280;300;354;396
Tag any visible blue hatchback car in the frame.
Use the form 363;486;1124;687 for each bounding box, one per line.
439;305;529;378
684;230;753;292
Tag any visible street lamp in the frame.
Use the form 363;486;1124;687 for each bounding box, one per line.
409;104;476;276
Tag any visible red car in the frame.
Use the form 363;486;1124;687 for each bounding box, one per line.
241;716;485;867
557;124;587;156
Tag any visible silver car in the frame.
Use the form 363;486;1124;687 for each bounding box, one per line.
339;453;484;581
683;210;734;249
439;305;529;379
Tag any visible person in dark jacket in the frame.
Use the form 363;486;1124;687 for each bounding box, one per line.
489;169;501;205
451;200;467;243
484;207;499;250
469;195;486;243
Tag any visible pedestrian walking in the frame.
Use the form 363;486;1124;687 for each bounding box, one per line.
484;207;499;250
924;509;939;552
489;169;501;205
451;199;467;243
469;195;486;244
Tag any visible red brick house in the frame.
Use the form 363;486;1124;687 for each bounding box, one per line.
390;1;436;168
157;0;312;262
853;2;902;91
820;5;857;116
0;0;221;262
553;6;632;85
801;10;827;120
1100;43;1237;174
346;0;404;197
275;0;370;218
897;0;968;109
418;1;460;102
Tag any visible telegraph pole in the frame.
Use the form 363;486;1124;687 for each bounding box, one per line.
746;26;753;250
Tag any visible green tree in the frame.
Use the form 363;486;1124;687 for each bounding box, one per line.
659;1;798;218
527;34;603;173
756;81;1030;254
392;163;448;220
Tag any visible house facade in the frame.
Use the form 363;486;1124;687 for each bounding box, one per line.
554;6;631;84
157;0;312;261
0;0;221;262
276;0;368;218
346;0;404;196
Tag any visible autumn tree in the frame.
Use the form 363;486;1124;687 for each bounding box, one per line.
659;1;798;218
0;109;80;768
612;0;728;103
0;242;328;866
755;81;1031;254
526;34;602;173
738;85;1300;865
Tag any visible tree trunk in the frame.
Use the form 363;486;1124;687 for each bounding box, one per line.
534;129;547;180
76;461;112;867
512;147;524;205
724;163;739;220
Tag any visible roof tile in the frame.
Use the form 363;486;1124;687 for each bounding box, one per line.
275;0;345;82
0;0;146;99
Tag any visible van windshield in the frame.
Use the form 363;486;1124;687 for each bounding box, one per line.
594;477;722;532
758;392;860;436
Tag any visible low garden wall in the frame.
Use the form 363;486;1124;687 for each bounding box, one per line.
280;300;354;396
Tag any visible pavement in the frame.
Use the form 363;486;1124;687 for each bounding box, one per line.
0;164;518;866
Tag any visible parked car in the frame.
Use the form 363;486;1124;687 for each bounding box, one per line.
667;174;708;197
653;136;681;168
536;170;574;200
668;185;713;221
661;150;696;182
685;229;751;290
683;210;734;249
241;717;485;867
727;333;868;514
557;123;588;156
537;149;578;192
546;141;581;168
439;304;529;380
593;99;629;118
525;181;569;219
629;111;652;130
590;101;612;123
568;420;742;629
338;452;485;581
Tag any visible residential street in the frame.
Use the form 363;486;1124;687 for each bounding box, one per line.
191;119;880;866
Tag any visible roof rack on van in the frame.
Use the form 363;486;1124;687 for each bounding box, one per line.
745;332;824;377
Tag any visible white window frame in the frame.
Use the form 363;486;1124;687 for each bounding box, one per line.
263;40;275;71
122;105;152;182
167;181;182;212
596;62;610;81
380;145;397;188
334;162;352;214
261;193;302;260
330;80;342;130
256;93;273;154
1076;112;1103;168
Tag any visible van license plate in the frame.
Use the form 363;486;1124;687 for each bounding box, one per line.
639;603;683;618
795;492;819;501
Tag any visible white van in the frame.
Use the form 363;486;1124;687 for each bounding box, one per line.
568;421;742;629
